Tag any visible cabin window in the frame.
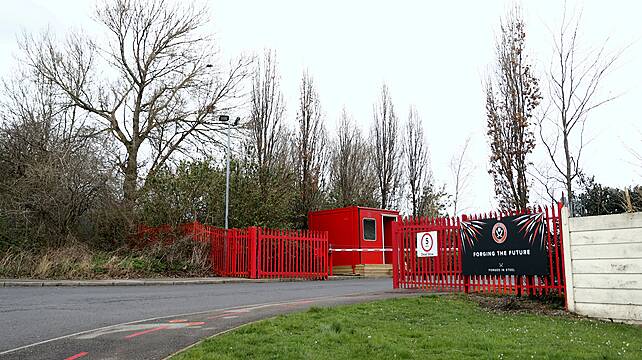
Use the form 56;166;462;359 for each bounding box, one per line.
363;218;376;241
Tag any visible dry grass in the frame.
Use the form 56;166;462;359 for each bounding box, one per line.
469;293;566;316
0;237;211;279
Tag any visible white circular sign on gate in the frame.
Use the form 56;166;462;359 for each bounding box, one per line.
421;233;434;252
416;231;438;257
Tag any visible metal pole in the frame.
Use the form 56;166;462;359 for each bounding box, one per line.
225;120;231;230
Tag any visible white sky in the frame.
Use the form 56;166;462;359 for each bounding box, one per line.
1;0;641;214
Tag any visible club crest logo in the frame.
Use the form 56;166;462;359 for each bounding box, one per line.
492;222;507;244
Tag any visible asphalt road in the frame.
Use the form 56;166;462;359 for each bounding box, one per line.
0;278;403;359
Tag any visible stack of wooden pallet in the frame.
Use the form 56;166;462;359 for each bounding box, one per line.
332;264;392;277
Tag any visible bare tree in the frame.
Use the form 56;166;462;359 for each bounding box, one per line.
239;50;296;227
371;84;400;209
329;108;378;208
450;136;475;217
0;73;115;248
249;49;285;170
293;71;328;227
403;106;429;217
20;0;249;205
486;7;541;210
628;134;642;174
248;50;288;185
539;6;623;212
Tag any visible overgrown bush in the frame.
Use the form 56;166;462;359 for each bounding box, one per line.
138;157;299;229
574;174;642;216
139;160;226;227
0;237;211;279
0;75;121;251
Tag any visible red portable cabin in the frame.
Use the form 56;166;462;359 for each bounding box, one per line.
308;206;399;272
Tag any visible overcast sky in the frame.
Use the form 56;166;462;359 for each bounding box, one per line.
1;0;640;213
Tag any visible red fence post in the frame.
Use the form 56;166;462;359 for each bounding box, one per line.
208;226;215;275
460;215;470;294
248;226;258;279
391;220;400;289
324;233;330;279
557;201;567;300
230;229;237;275
328;246;333;277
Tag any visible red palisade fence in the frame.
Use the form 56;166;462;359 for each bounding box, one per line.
257;228;328;280
138;222;328;279
392;203;566;298
209;227;252;278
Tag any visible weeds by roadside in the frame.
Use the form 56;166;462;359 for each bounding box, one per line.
0;237;211;279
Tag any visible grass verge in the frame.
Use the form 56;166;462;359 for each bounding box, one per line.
173;295;641;360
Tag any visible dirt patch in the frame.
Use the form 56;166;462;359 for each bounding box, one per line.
469;293;568;317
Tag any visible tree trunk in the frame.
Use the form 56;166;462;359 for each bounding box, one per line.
123;147;139;206
563;130;573;215
412;191;417;218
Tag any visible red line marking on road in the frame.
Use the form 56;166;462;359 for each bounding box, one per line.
184;322;206;326
124;326;168;339
64;352;88;360
169;319;187;323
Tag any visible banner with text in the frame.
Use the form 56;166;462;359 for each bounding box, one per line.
460;213;549;275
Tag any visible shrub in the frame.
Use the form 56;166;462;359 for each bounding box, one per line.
0;236;211;279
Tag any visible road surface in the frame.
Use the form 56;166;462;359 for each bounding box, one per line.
0;278;409;359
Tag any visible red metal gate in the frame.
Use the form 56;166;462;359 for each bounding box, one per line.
209;226;328;279
392;203;566;297
257;228;328;279
137;222;328;279
210;227;251;277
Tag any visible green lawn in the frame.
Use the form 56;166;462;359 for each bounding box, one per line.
174;295;641;360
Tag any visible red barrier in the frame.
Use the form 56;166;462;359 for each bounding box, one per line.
392;203;566;298
136;221;210;245
137;222;327;280
257;228;328;280
209;227;251;277
179;221;209;242
209;227;226;275
136;224;175;244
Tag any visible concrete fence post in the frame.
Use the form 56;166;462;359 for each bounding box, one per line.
560;206;575;311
